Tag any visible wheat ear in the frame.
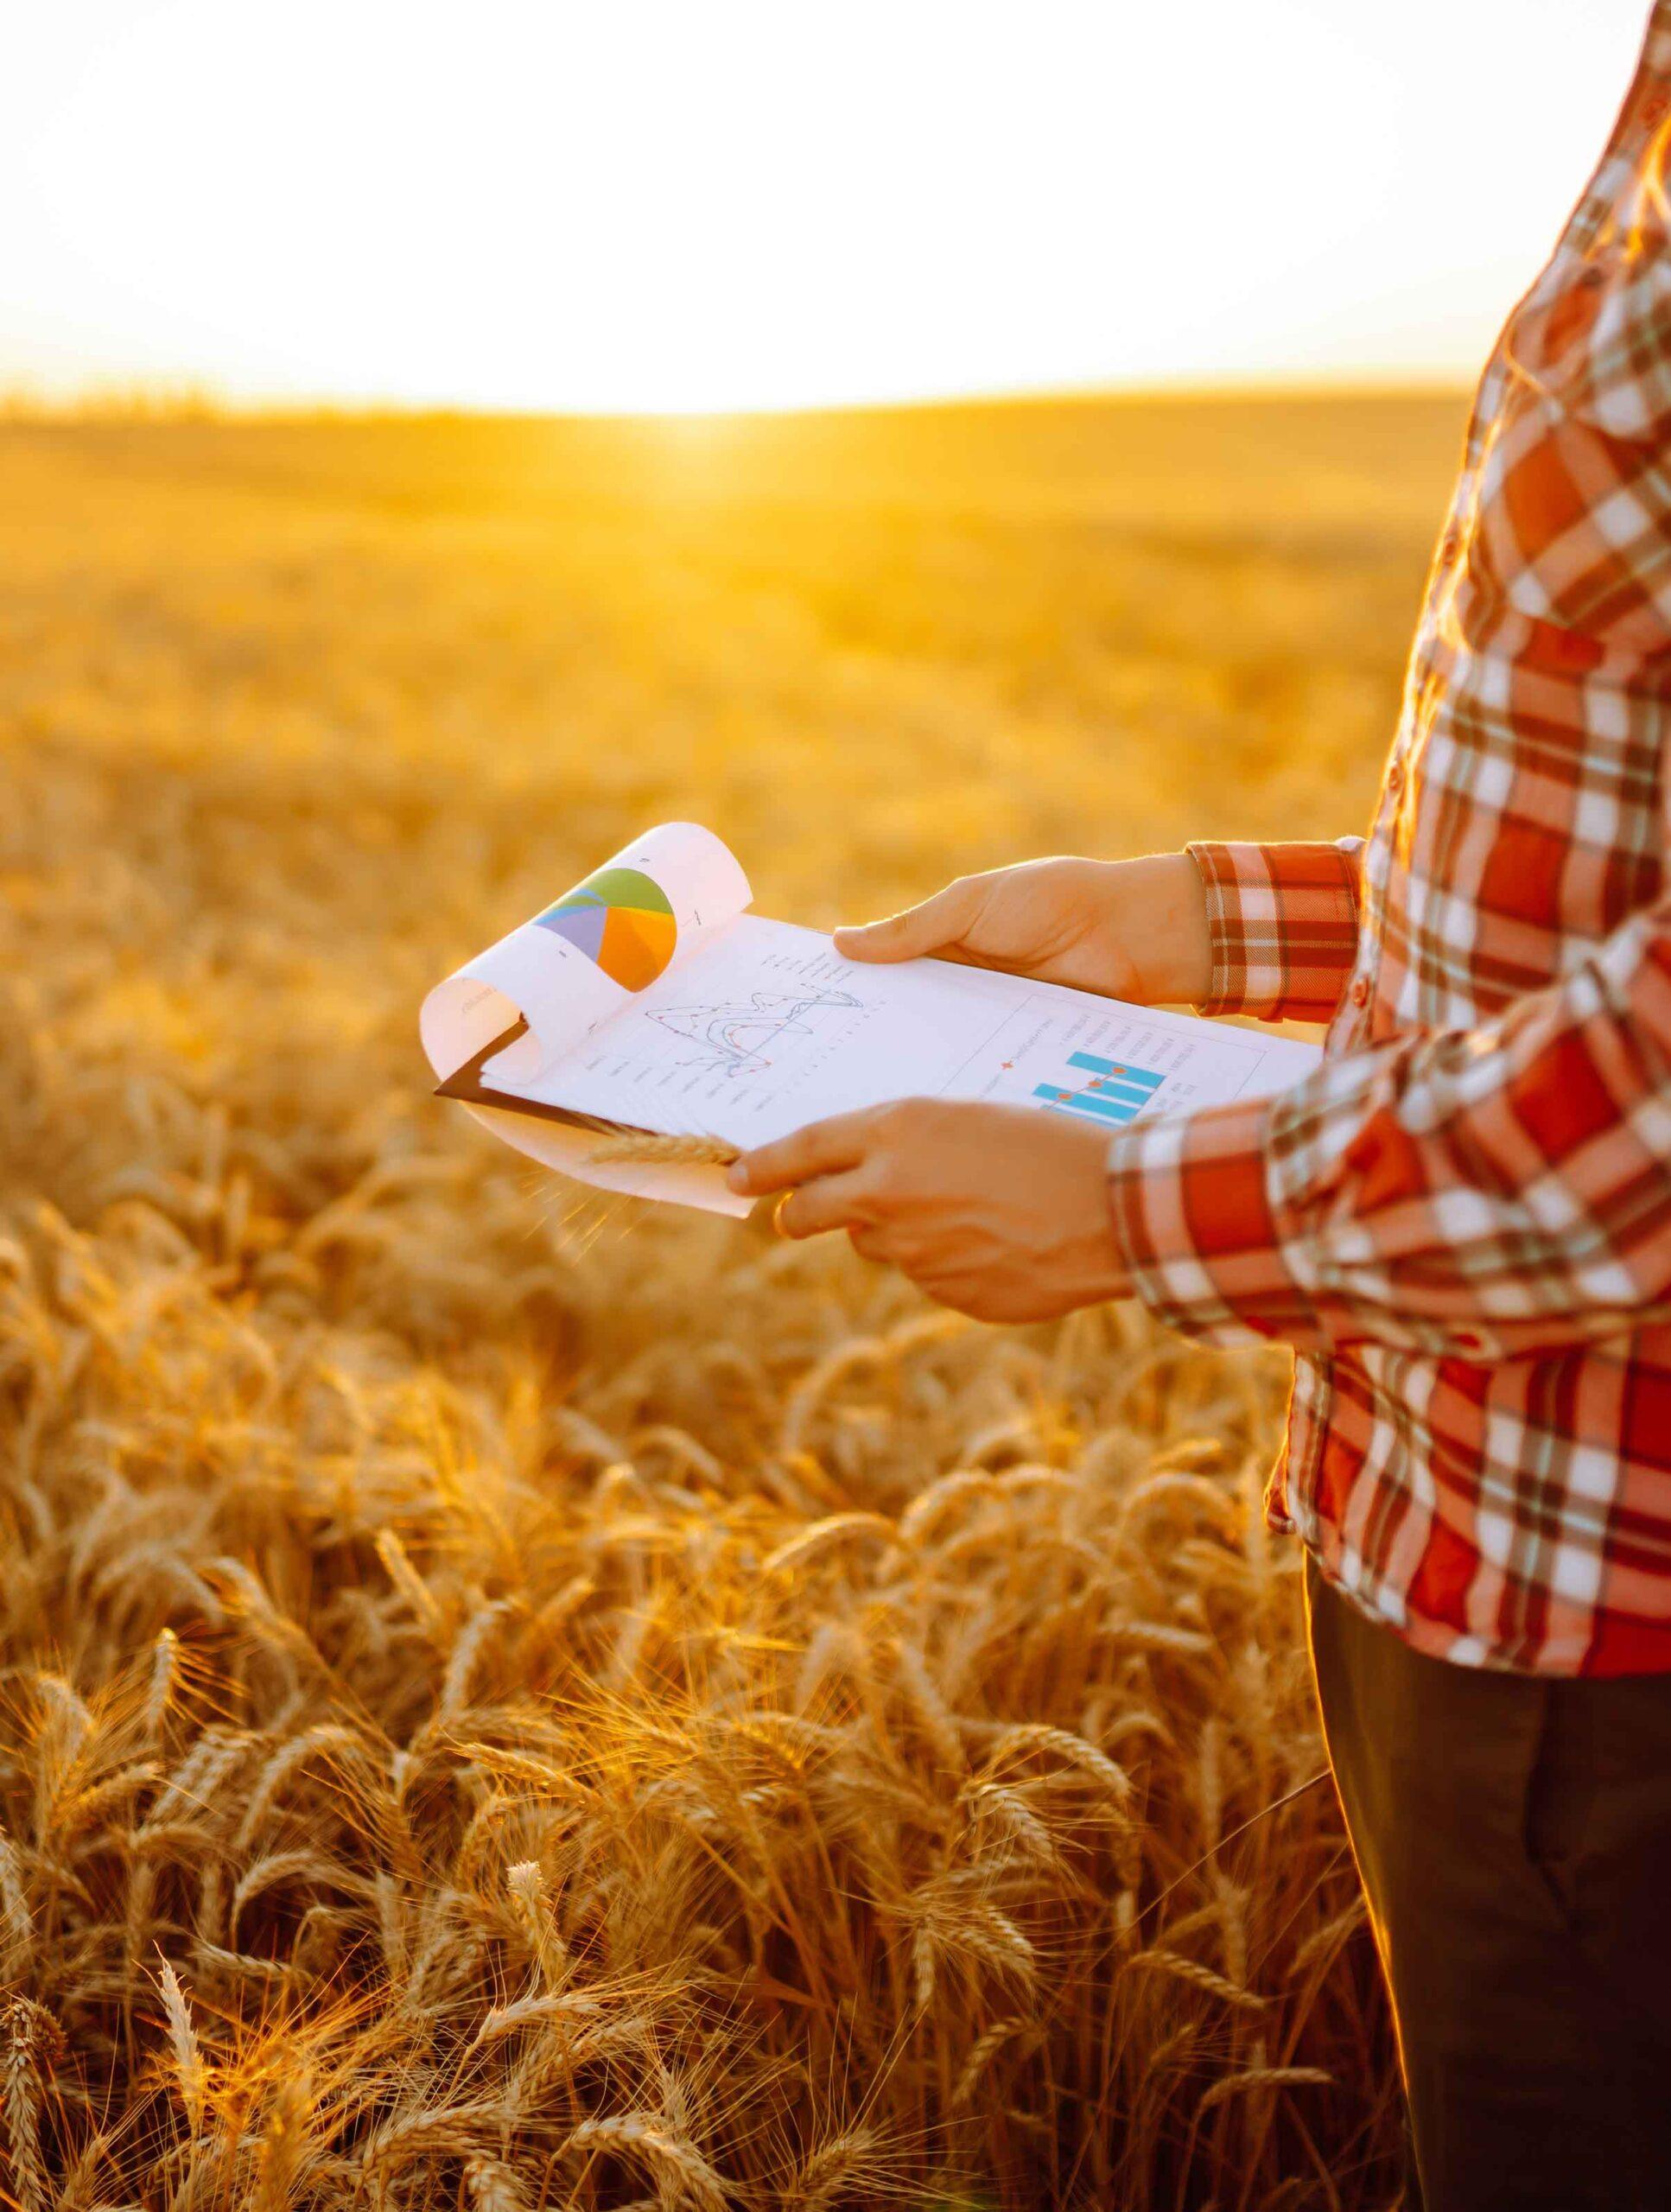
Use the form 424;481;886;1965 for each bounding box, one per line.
465;2152;529;2212
156;1960;208;2135
565;2114;727;2210
582;1134;739;1166
1196;2065;1334;2114
1125;1948;1268;2011
2;1999;59;2212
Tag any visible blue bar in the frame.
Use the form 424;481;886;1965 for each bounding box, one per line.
1032;1084;1139;1126
1039;1095;1109;1124
1082;1078;1153;1109
1061;1090;1140;1126
1069;1051;1165;1090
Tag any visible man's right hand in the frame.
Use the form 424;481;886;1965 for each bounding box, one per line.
833;852;1213;1007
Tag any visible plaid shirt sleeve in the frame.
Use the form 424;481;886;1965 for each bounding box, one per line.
1108;888;1671;1363
1185;839;1363;1022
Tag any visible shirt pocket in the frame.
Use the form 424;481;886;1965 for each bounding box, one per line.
1502;221;1671;444
1501;248;1618;410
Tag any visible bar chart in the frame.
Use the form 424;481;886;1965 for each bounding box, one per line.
1033;1051;1167;1127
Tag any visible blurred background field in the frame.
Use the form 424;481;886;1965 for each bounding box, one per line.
0;393;1463;2209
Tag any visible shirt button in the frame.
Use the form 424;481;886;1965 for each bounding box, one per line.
1350;977;1369;1007
1387;759;1404;794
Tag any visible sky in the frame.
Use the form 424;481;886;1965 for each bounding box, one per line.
3;0;1657;415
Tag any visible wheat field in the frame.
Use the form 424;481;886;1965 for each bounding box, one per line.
0;395;1466;2210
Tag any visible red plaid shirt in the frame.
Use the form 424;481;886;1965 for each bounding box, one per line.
1108;3;1671;1676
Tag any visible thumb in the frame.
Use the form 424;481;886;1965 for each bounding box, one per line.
834;878;982;963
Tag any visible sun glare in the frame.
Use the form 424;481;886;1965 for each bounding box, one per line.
3;0;1655;414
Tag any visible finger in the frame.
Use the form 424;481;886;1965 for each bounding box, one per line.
776;1168;875;1239
915;1275;995;1321
727;1109;879;1197
848;1223;892;1264
833;877;983;963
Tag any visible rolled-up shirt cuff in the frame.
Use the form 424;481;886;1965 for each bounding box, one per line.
1105;1094;1324;1349
1186;839;1362;1023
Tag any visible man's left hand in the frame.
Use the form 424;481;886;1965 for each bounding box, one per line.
727;1098;1132;1323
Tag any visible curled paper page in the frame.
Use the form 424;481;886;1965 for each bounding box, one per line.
420;822;756;1215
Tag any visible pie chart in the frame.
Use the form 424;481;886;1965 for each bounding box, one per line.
536;866;677;991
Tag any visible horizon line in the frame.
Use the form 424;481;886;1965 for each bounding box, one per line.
0;366;1476;428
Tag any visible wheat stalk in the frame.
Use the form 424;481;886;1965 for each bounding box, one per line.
1126;1948;1268;2012
144;1627;181;1741
952;2017;1037;2109
785;2126;882;2210
762;1511;895;1577
156;1961;208;2136
1196;2064;1334;2114
464;2152;528;2212
1287;1894;1368;1981
0;1830;31;1983
583;1134;740;1166
470;1989;605;2045
505;1860;568;1991
983;1721;1134;1807
1;1999;59;2212
565;2114;727;2210
251;2070;311;2212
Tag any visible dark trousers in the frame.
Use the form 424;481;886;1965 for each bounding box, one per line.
1305;1554;1671;2212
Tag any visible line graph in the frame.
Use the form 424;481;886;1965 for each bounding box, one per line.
645;986;862;1076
